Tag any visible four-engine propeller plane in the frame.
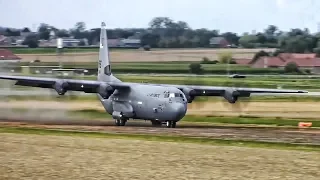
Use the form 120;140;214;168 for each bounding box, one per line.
0;22;308;128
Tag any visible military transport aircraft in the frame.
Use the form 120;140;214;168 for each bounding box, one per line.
0;22;308;128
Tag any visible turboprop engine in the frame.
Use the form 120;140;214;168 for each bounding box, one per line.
97;84;114;99
222;88;251;104
53;80;68;95
223;88;240;104
182;88;197;103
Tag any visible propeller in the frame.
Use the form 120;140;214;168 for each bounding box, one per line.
49;88;79;100
220;79;251;113
48;72;80;101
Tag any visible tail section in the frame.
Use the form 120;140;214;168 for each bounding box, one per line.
97;22;120;82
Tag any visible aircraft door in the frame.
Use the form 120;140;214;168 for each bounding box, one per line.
132;99;146;119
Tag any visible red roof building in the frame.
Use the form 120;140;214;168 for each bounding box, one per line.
233;58;254;65
278;53;316;60
251;53;320;73
0;49;21;62
251;57;285;68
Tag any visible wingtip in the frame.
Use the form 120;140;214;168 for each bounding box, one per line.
299;90;308;93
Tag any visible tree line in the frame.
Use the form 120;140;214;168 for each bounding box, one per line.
3;16;320;54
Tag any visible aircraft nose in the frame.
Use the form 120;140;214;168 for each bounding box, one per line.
172;103;186;121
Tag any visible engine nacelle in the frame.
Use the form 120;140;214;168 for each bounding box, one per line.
97;84;114;99
53;80;68;95
182;88;196;103
223;88;240;104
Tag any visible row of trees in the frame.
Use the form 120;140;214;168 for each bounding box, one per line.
3;16;320;53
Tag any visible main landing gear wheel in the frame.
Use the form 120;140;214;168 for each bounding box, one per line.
115;119;127;126
166;121;176;128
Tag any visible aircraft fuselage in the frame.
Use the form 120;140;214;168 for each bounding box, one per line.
99;84;188;122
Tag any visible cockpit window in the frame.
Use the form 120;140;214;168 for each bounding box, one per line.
164;91;184;99
169;93;184;98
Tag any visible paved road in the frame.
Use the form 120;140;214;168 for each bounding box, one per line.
0;120;319;145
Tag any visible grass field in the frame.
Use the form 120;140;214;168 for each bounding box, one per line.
0;131;319;180
1;74;318;90
12;47;275;54
14;48;274;63
3;62;285;75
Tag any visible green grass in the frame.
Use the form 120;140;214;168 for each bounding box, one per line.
10;48;99;54
7;61;286;74
2;93;320;103
114;75;320;90
0;94;99;101
9;47;142;54
194;96;320;102
0;126;319;151
7;47;272;54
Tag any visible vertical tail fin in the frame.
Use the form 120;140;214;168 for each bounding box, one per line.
98;22;112;82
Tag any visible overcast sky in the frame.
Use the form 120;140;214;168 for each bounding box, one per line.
1;0;319;34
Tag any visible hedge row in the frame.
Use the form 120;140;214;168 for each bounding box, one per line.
6;66;285;75
6;47;140;54
105;68;285;74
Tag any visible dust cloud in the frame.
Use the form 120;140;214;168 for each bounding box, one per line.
0;63;74;122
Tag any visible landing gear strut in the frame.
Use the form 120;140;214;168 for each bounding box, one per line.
151;120;162;127
166;121;176;128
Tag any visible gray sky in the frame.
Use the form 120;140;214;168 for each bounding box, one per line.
1;0;319;34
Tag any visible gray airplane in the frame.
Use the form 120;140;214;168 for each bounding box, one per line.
0;22;308;128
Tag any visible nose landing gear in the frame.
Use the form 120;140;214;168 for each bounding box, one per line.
114;118;127;126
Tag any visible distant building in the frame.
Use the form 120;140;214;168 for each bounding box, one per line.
108;39;124;47
251;53;320;73
251;56;285;68
20;28;33;38
41;37;89;47
106;38;140;48
233;58;252;65
209;37;230;48
0;49;21;63
60;38;81;46
121;38;141;48
278;53;316;60
0;35;10;45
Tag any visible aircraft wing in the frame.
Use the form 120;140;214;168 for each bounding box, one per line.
0;75;130;95
177;85;307;95
155;84;308;103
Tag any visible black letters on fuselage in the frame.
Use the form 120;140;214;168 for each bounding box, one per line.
147;93;160;98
